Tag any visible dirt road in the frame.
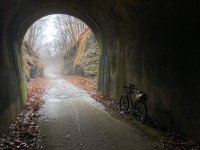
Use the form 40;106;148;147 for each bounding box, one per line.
38;74;161;150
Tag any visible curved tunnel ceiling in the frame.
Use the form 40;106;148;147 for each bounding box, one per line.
10;1;104;47
5;0;135;50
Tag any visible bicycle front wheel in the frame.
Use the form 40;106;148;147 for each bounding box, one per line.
133;101;147;123
119;95;129;113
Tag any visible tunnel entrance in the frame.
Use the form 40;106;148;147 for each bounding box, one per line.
22;14;100;82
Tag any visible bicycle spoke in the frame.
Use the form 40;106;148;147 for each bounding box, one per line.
134;102;147;123
119;95;129;113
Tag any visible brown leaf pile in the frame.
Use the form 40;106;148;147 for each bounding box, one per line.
147;118;200;150
161;131;200;150
0;77;47;150
63;76;119;113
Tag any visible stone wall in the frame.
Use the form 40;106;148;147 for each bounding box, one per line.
22;42;44;81
63;30;99;80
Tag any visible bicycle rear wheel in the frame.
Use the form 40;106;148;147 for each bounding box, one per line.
119;95;129;113
133;101;147;123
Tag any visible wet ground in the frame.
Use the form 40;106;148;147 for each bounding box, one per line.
38;74;161;150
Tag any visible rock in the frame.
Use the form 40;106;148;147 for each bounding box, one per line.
63;30;99;80
22;41;44;81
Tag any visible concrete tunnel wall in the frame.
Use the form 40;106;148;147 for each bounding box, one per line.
0;0;200;141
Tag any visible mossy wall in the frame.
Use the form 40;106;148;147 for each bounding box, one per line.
0;30;27;134
63;30;99;80
22;42;44;81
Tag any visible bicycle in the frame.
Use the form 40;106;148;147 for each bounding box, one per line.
119;84;148;123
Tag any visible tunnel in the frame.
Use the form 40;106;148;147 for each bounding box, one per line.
0;0;200;141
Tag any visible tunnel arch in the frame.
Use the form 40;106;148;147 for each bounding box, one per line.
6;1;110;96
18;11;104;79
22;13;101;81
9;6;104;65
4;0;133;99
1;0;115;134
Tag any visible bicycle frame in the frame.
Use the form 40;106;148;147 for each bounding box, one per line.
120;84;148;123
124;87;147;112
125;89;135;111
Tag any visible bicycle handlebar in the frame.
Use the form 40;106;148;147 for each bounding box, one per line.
122;85;139;90
122;84;145;95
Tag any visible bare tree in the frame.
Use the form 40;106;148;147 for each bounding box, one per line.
54;15;89;53
23;17;47;52
23;14;89;69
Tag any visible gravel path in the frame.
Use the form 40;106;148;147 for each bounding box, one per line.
38;74;161;150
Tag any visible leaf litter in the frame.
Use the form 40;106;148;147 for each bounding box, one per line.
0;77;47;150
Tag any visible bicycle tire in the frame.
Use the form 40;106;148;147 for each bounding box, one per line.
119;95;129;113
133;101;147;123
